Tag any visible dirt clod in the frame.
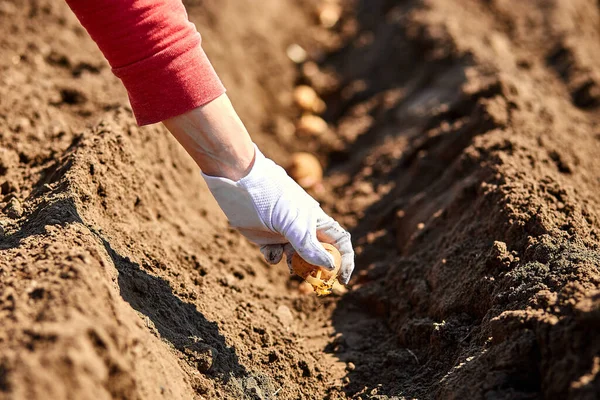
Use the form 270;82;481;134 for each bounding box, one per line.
3;198;22;219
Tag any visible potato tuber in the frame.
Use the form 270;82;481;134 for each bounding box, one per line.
291;243;342;296
296;114;329;137
293;85;326;114
286;152;323;189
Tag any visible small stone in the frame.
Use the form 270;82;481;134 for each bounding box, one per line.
276;305;294;327
318;3;341;28
196;346;216;373
286;44;307;64
4;198;23;218
346;362;355;371
186;343;217;374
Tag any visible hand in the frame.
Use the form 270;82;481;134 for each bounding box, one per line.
202;145;355;284
163;95;354;283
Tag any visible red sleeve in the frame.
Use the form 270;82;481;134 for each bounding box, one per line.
65;0;226;126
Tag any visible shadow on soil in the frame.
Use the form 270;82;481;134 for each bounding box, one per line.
99;235;248;381
2;193;248;382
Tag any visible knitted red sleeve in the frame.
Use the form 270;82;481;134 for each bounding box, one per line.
66;0;226;125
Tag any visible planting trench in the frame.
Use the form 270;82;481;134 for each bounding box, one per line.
1;0;600;399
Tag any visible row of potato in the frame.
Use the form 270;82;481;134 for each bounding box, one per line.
285;1;343;191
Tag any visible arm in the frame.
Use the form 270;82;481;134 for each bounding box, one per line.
66;0;355;283
163;95;255;181
65;0;225;125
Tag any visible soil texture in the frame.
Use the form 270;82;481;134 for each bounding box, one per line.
1;0;599;399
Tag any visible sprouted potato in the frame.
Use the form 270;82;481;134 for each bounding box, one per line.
291;243;341;296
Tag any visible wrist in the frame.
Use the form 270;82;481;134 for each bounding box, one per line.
163;93;255;181
198;142;255;180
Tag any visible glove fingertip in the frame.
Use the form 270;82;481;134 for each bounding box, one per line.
302;249;336;271
260;244;284;265
283;244;296;274
287;235;336;270
339;272;351;285
339;253;355;284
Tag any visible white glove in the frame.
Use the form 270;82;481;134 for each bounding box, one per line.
201;144;354;284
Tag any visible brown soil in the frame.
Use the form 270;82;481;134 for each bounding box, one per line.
1;0;599;399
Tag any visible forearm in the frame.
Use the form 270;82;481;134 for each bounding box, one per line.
163;94;255;180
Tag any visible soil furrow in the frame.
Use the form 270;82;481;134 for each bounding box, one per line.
1;0;599;399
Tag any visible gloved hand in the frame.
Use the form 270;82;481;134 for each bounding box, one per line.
202;144;354;284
